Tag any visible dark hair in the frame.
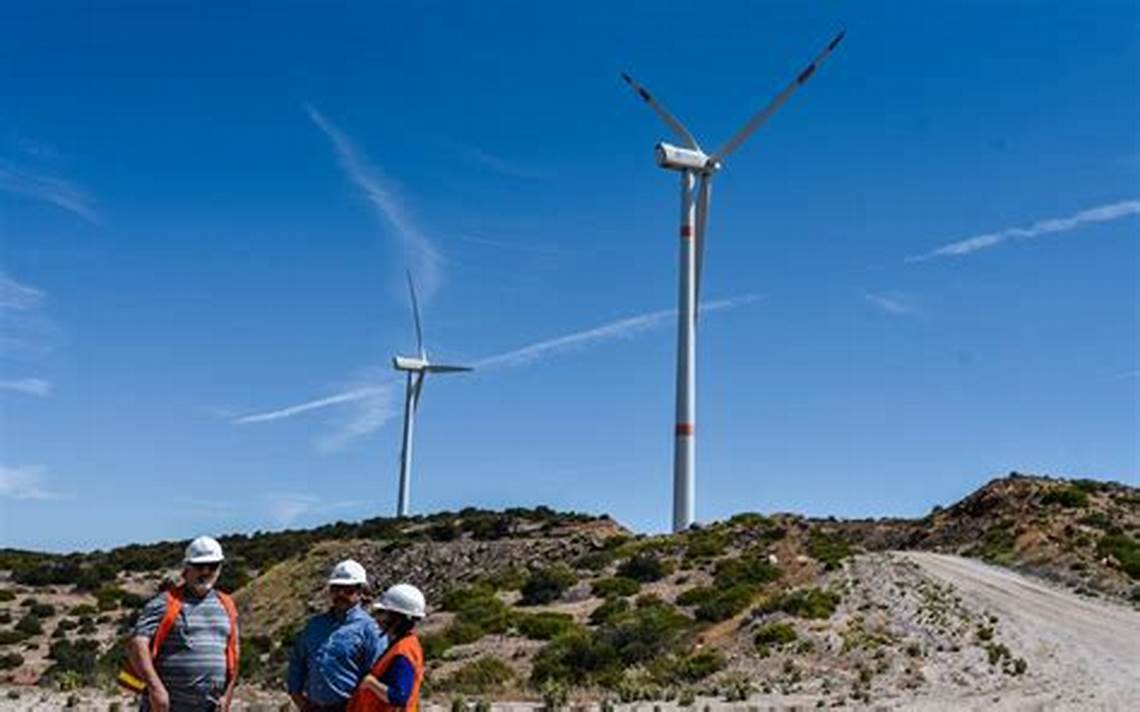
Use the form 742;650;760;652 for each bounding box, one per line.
387;612;416;640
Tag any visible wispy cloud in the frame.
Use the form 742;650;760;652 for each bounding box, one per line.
0;465;65;500
907;199;1140;262
861;290;918;316
0;162;99;224
233;295;761;448
456;144;544;180
0;378;52;396
305;105;443;301
0;273;59;358
0;274;43;311
473;294;762;370
451;232;568;256
264;492;320;526
263;492;360;527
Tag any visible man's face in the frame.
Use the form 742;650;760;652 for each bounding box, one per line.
329;584;362;613
184;561;221;595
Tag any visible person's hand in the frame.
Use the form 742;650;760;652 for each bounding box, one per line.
147;683;170;712
290;692;310;710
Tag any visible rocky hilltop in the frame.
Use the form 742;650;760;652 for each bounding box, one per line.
0;473;1136;709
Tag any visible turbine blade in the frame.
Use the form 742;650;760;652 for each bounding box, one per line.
406;269;425;359
712;28;846;163
411;371;425;409
621;73;702;151
424;364;473;374
695;175;711;317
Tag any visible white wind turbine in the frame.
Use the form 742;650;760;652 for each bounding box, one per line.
392;272;472;517
622;30;845;532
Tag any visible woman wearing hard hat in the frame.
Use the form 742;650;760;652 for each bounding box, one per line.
346;583;426;712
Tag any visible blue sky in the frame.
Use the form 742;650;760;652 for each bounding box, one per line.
1;1;1136;552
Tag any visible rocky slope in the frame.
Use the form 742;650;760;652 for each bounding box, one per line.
0;474;1136;709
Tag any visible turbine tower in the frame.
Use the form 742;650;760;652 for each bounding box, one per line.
393;272;472;517
622;30;845;532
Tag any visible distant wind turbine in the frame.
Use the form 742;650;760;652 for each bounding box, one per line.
393;272;472;517
622;29;845;532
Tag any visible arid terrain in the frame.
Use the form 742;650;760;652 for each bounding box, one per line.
1;473;1137;710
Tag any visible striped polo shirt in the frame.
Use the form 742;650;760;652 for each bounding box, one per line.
134;587;234;711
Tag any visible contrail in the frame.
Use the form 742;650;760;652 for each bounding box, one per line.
473;294;762;370
235;385;391;424
907;199;1140;262
233;295;761;434
305;105;443;301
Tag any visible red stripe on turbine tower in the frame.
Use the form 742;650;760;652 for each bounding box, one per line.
675;423;694;436
680;225;692;238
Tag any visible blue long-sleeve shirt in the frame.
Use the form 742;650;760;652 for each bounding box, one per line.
379;655;416;706
287;605;387;706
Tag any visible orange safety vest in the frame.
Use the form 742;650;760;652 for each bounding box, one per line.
346;633;424;712
117;586;239;694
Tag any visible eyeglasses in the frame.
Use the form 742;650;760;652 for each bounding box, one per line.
190;562;221;572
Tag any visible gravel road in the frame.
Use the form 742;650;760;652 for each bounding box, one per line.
898;551;1140;710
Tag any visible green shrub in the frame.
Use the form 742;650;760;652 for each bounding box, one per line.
617;554;672;583
439;655;516;694
30;603;56;618
533;601;693;686
531;630;619;685
0;591;14;603
0;630;29;645
69;604;97;617
806;530;852;571
421;633;451;660
973;525;1016;563
574;550;617;571
713;554;780;588
592;577;640;598
516;612;578;641
589;598;630;626
1040;487;1089;509
440;584;496;612
0;652;23;670
753;622;797;648
728;512;769;527
665;648;725;683
15;613;42;636
596;600;693;667
675;586;717;607
451;590;514;634
694;585;754;622
481;567;527;591
1097;534;1140;579
760;588;841;620
520;565;577;605
46;638;99;680
683;531;728;561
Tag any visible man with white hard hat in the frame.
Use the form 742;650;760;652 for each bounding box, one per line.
288;559;386;711
125;536;240;711
346;583;426;712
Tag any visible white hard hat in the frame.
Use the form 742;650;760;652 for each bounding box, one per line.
328;559;368;587
184;536;225;565
373;583;426;619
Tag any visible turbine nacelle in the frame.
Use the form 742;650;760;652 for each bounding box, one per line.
393;355;428;372
655;143;719;173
